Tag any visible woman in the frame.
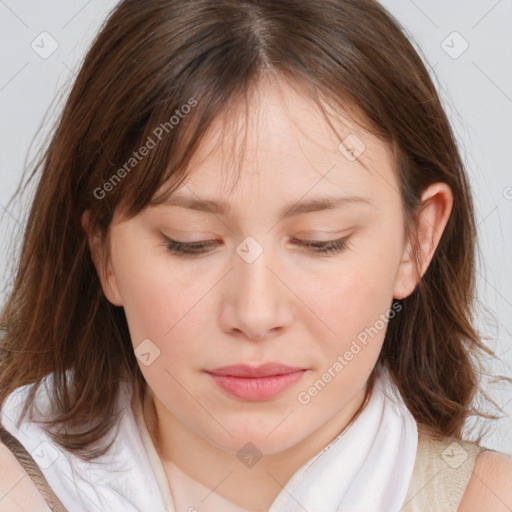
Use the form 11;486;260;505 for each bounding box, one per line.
1;0;511;511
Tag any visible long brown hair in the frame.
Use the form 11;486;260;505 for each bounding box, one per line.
1;0;508;460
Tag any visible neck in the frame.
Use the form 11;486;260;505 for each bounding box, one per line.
143;385;369;511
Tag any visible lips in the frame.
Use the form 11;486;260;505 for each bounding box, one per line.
206;363;305;378
205;363;308;400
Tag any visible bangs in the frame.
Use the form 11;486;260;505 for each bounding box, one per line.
93;68;382;231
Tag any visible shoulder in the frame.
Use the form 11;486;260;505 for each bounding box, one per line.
402;425;494;512
0;441;51;512
457;449;512;512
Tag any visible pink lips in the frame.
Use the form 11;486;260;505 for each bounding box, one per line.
206;363;307;400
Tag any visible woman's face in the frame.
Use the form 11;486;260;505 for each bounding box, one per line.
92;77;423;456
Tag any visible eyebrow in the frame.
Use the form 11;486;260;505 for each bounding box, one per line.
151;192;373;219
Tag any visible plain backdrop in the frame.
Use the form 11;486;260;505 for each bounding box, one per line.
0;0;511;453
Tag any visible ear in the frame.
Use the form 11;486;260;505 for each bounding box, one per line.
81;209;123;306
393;182;454;300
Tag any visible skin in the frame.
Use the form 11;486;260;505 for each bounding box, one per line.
83;75;455;510
458;451;512;512
0;443;52;512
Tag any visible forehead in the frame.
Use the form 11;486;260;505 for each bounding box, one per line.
154;76;399;209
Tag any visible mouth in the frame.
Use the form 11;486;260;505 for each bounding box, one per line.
205;363;308;400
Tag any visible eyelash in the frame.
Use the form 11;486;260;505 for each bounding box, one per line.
163;236;348;257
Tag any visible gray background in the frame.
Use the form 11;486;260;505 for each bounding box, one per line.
1;1;511;453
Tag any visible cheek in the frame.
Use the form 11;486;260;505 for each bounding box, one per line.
110;239;207;356
113;248;211;405
296;269;396;405
325;251;398;317
303;237;401;359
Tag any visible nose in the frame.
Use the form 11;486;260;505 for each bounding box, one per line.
218;239;294;341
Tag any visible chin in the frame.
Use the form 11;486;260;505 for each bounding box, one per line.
205;421;308;458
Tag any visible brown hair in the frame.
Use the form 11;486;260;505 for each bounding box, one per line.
0;0;508;460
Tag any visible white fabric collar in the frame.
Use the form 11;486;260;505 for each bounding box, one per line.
1;364;417;512
268;363;418;511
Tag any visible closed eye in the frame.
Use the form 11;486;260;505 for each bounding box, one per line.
162;235;348;257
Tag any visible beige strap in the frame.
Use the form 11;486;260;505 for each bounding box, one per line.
0;425;68;512
401;426;484;511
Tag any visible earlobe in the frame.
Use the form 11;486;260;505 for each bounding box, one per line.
80;210;123;307
392;238;418;300
393;182;453;300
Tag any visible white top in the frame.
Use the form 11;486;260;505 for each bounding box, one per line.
0;363;418;512
133;387;262;511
